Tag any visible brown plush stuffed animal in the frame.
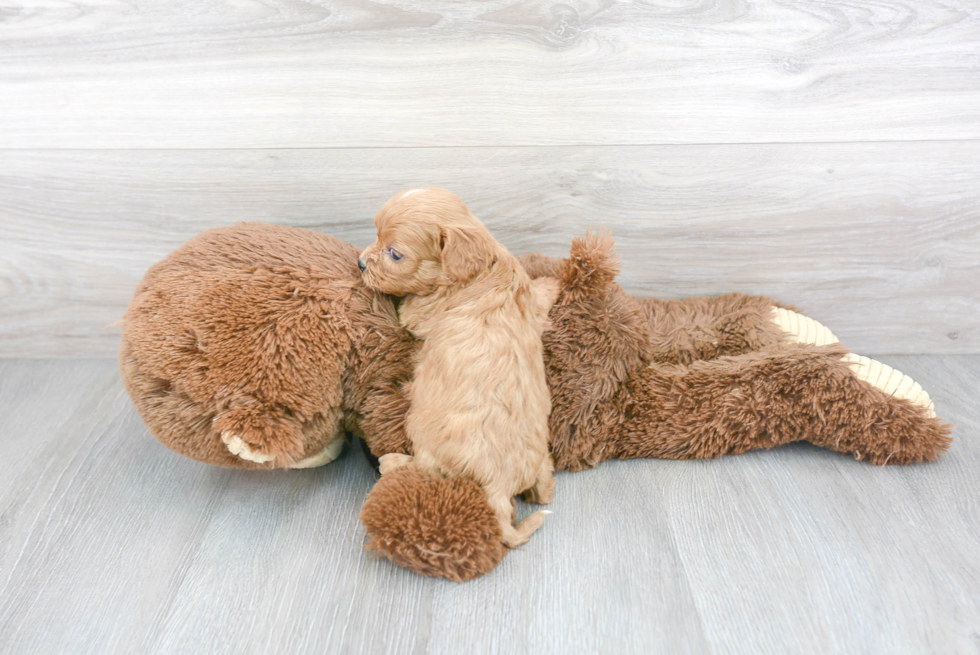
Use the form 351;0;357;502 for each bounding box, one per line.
120;223;951;582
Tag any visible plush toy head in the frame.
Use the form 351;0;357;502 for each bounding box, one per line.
120;223;417;469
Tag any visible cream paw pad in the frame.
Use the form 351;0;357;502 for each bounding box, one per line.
839;353;936;418
221;431;345;468
772;307;839;346
771;308;936;418
290;438;346;469
221;431;274;464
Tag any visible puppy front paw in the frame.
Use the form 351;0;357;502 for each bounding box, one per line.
378;453;413;475
221;431;276;464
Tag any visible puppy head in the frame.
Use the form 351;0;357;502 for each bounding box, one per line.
359;187;497;296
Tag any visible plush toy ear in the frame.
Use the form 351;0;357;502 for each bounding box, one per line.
439;226;493;285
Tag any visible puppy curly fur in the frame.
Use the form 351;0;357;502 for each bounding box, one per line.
359;187;559;548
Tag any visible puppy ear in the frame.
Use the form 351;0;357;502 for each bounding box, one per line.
440;226;494;285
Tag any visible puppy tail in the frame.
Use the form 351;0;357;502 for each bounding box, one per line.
500;510;549;548
560;231;620;292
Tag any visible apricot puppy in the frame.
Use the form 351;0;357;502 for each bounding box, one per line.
359;187;558;548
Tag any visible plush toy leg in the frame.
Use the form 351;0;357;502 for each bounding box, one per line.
212;399;349;469
772;308;936;418
211;399;309;467
640;293;788;364
608;342;951;466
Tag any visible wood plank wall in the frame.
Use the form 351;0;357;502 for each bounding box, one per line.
1;0;978;356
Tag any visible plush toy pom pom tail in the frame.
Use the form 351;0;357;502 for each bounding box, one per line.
360;468;506;582
561;231;620;291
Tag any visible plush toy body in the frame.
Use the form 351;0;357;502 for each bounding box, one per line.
121;223;951;581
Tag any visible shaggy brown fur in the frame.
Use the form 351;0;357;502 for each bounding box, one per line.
533;233;951;471
120;223;418;468
639;294;792;365
120;223;952;582
360;468;507;582
360;188;557;548
521;250;791;365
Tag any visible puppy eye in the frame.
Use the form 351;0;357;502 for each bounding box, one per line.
388;248;404;261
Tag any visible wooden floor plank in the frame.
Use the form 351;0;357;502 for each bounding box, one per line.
0;360;232;654
1;0;978;148
0;357;976;654
421;463;711;655
2;143;977;356
145;462;440;655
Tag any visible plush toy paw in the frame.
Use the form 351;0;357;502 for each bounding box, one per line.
840;353;936;418
772;307;936;418
771;307;839;346
290;438;345;469
221;431;346;468
221;431;276;464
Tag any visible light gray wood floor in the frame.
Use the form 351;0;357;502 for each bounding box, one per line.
1;356;977;654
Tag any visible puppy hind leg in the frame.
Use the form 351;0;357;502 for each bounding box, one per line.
522;458;555;505
489;494;547;548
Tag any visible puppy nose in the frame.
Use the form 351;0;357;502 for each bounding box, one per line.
358;258;367;272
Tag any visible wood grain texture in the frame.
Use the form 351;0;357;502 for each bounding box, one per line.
2;143;977;356
0;356;977;654
1;0;979;148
